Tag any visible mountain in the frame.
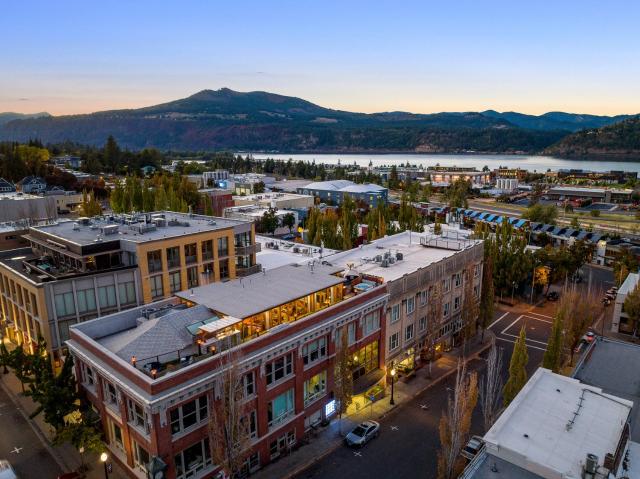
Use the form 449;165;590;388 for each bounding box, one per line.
481;110;631;132
0;88;624;153
0;111;50;126
544;116;640;159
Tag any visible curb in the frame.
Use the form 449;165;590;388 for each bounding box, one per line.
0;376;71;473
278;335;494;479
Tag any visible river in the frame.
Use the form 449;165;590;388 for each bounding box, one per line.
246;153;640;174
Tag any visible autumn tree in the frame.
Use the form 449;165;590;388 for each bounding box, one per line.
209;358;252;477
543;306;565;373
503;326;528;407
425;283;443;378
334;332;353;435
80;189;102;217
624;284;640;336
479;339;503;432
459;266;480;355
561;289;601;365
437;361;479;479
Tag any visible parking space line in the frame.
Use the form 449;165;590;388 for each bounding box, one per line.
526;311;553;319
496;337;547;351
522;314;552;324
487;312;510;330
501;315;522;335
501;332;548;346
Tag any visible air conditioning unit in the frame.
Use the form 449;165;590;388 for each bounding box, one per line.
380;259;389;268
101;224;119;235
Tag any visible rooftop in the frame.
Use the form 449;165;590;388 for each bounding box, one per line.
232;191;313;202
30;212;248;247
325;230;480;283
548;186;633;194
175;263;345;318
574;337;640;441
302;180;387;193
618;272;639;296
255;236;339;270
484;368;632;479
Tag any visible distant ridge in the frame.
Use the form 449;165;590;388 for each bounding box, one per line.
0;111;50;126
0;88;635;155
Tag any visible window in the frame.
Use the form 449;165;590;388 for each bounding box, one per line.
150;275;163;299
98;285;117;309
419;316;427;332
108;419;124;452
474;285;480;299
269;431;296;460
54;292;75;317
242;410;258;439
219;259;229;280
406;297;415;314
454;296;461;311
444;302;450;317
201;240;214;261
170;395;208;435
127;398;150;434
132;439;150;473
169;271;182;294
241;371;255;397
167;246;181;268
405;324;414;342
304;370;327;405
81;362;95;387
474;264;480;277
389;332;399;351
217;237;229;257
302;337;327;365
174;438;212;479
390;304;400;323
184;243;197;264
454;273;462;288
352;340;379;380
147;250;162;273
76;289;97;314
104;381;118;406
443;278;451;292
118;281;136;306
363;310;380;336
266;353;293;385
187;266;198;289
268;389;295;428
420;290;427;306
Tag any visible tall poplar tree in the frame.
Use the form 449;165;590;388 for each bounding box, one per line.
503;326;528;407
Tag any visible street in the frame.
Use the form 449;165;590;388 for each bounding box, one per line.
294;304;553;479
0;383;62;478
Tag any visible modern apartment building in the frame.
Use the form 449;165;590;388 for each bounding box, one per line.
611;272;639;334
67;262;388;478
0;212;258;361
326;230;483;375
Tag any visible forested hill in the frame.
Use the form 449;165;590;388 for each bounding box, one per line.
0;88;631;154
544;116;640;159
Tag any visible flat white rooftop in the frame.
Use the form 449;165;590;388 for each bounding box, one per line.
255;236;338;271
325;230;479;283
484;368;632;479
619;272;639;296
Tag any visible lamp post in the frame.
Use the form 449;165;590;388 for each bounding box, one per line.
390;364;396;406
100;452;109;479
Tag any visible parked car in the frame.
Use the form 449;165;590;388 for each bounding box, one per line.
461;435;485;460
0;461;17;479
547;291;559;301
605;292;616;300
345;421;380;447
582;331;596;343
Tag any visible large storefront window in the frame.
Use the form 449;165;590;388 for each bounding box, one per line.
174;438;212;479
304;370;327;405
352;340;379;381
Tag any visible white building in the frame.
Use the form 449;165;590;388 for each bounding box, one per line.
611;272;639;334
233;191;314;210
495;178;519;191
462;368;638;479
202;169;229;187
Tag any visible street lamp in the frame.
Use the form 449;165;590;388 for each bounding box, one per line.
390;365;396;406
100;452;108;479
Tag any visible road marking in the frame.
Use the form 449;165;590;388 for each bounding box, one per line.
391;426;399;431
353;451;362;457
10;447;22;454
526;311;553;319
501;332;548;346
420;404;429;410
501;315;523;335
487;312;510;330
496;337;546;351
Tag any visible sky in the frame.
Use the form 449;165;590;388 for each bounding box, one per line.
1;0;639;116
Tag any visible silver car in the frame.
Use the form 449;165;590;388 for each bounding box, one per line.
345;420;380;447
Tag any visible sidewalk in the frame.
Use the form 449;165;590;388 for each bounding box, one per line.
253;334;493;479
0;370;128;479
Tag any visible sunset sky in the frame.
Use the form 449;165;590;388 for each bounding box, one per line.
2;0;639;116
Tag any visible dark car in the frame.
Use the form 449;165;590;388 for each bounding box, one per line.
345;421;380;447
547;291;559;301
461;436;485;460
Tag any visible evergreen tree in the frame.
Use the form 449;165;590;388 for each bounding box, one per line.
339;194;358;250
110;180;125;213
543;311;564;373
478;240;495;343
103;135;121;172
503;326;528;407
260;207;279;236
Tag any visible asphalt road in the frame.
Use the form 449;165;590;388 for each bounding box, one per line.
0;384;62;478
294;305;553;479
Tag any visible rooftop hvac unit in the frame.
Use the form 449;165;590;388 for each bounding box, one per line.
375;255;382;263
293;247;300;253
388;256;396;264
384;251;391;259
396;252;403;261
152;218;167;227
101;224;119;235
380;259;389;268
585;454;598;475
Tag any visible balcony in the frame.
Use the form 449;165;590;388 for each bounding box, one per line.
236;263;262;277
234;243;261;256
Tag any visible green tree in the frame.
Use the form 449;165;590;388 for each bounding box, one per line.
445;178;471;208
492;220;532;297
590;209;600;218
281;212;296;233
570;216;580;228
260;207;279;236
624;284;640;336
80;190;102;217
388;165;399;189
503;326;528;407
9;346;32;393
543;308;564;373
53;410;104;471
478;241;495;343
109;180;125;213
339;194;358;250
253;181;265;193
334;332;353;434
0;341;10;374
523;203;557;224
103;135;121;172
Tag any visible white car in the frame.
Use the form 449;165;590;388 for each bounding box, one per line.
0;460;17;479
345;420;380;447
